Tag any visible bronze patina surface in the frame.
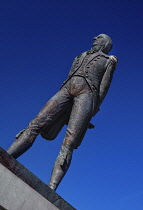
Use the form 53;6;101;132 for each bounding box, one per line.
7;34;118;191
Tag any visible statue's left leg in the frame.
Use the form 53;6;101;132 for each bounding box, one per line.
48;90;94;191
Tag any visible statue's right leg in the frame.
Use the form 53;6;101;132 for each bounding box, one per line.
7;126;39;159
7;88;72;159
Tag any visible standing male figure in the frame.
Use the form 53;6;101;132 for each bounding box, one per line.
7;34;118;191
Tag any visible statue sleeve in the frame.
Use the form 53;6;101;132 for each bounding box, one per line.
97;55;118;107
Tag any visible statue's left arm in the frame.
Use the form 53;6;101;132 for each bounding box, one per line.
97;55;118;109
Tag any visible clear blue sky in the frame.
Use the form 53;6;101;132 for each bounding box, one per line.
1;1;143;209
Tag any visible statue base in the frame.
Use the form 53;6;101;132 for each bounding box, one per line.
0;147;76;210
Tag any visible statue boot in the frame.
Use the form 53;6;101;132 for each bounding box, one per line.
7;127;39;159
48;144;73;191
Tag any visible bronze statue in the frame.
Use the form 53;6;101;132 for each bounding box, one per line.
7;34;118;191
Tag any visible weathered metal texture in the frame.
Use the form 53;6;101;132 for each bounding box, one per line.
0;147;76;210
7;34;118;191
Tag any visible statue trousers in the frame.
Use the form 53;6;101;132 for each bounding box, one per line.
8;76;96;158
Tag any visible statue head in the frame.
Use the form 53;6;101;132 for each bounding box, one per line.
92;34;112;54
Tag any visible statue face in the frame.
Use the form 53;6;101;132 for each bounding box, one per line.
92;35;106;52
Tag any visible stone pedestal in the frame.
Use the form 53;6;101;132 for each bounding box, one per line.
0;147;76;210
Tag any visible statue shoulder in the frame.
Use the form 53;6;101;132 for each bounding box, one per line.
78;51;87;58
109;55;118;64
109;55;118;68
74;51;87;61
